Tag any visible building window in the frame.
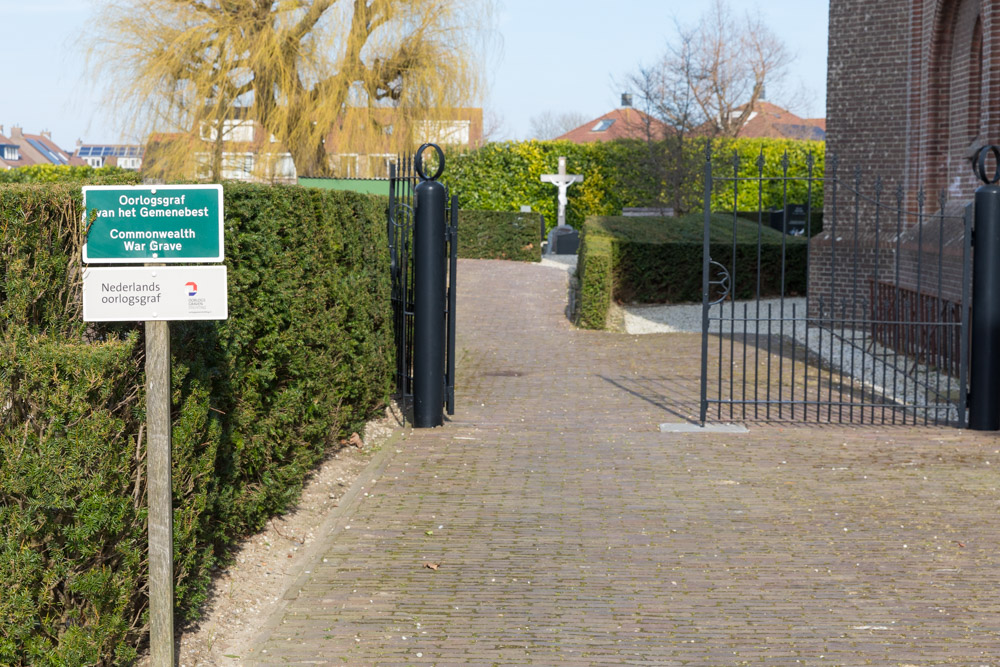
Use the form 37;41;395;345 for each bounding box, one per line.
369;153;397;179
591;119;615;132
200;119;255;143
968;15;983;141
417;120;471;145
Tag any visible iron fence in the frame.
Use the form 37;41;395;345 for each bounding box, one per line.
700;149;971;426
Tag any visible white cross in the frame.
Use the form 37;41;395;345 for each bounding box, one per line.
540;156;583;227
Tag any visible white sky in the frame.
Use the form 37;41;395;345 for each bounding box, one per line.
0;0;828;149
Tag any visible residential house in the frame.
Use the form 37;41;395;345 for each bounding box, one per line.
142;107;483;182
0;125;83;168
555;104;668;144
322;107;484;178
75;142;144;170
0;130;28;169
722;101;826;141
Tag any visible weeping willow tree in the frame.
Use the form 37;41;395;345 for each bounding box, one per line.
90;0;492;180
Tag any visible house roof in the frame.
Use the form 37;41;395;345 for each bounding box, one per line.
1;126;84;167
0;132;31;169
728;101;826;141
555;108;669;144
75;144;145;159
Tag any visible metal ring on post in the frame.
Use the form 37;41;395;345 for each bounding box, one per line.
975;145;1000;185
415;143;445;182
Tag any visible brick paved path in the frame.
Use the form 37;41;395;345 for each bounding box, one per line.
248;259;1000;665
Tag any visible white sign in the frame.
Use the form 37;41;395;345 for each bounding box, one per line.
83;266;228;322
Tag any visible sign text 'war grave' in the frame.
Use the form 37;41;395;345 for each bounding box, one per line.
82;184;224;263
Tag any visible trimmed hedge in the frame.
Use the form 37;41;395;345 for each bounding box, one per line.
575;214;807;329
0;164;141;185
575;233;614;329
1;182;394;663
441;138;825;232
457;210;542;261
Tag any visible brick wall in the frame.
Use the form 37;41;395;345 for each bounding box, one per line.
816;0;990;315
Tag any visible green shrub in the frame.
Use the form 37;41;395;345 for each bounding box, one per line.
575;233;614;329
0;332;144;666
442;138;825;231
457;210;541;261
575;214;807;329
0;182;393;663
0;164;141;185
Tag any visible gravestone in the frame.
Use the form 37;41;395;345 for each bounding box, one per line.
547;225;579;254
769;204;808;235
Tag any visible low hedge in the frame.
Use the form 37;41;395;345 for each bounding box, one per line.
457;210;542;261
1;182;394;663
575;233;614;329
575;214;807;329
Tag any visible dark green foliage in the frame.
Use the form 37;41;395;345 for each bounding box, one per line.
575;214;807;329
0;182;393;663
0;333;144;666
457;210;541;262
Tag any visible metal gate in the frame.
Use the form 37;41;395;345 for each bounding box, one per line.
387;153;458;422
699;149;971;426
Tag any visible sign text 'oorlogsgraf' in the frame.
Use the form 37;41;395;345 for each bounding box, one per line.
82;185;224;263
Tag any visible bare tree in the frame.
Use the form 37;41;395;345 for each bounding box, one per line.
90;0;494;179
679;0;794;137
481;108;508;143
619;0;794;213
528;111;590;140
620;31;702;214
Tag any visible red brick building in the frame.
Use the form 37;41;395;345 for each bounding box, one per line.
817;0;992;310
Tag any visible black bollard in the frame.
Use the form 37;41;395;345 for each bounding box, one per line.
412;144;447;427
970;146;1000;430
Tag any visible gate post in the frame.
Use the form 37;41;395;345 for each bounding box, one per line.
970;146;1000;430
413;144;447;428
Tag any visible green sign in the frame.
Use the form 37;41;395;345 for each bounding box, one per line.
83;185;224;263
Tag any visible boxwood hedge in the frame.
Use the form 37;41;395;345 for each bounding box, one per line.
575;214;807;329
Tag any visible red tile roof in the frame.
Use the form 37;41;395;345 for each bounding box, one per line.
555;108;669;144
725;101;826;141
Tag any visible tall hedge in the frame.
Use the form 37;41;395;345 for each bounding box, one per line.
457;210;542;261
1;181;393;663
441;138;825;232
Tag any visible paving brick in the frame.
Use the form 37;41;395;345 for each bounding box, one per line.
246;259;1000;665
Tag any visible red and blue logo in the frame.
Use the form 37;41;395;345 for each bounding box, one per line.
185;282;198;297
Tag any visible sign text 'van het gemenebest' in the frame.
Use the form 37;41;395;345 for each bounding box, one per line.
82;184;224;263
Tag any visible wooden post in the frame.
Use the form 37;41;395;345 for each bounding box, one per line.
145;319;174;665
